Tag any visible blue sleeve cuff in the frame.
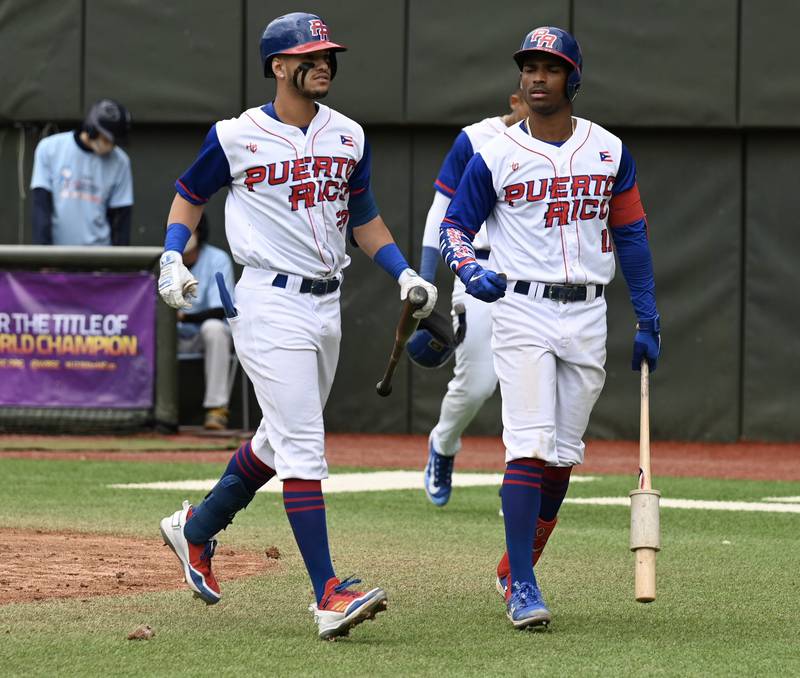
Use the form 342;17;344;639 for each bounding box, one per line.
373;243;410;280
164;223;192;253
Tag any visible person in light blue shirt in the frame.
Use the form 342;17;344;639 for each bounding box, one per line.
30;99;133;246
177;214;236;430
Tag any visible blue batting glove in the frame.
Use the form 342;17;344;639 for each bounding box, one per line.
459;263;507;302
632;316;661;372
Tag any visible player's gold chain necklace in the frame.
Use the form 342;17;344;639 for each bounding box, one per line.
526;116;576;141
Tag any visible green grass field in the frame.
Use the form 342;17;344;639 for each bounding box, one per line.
1;456;799;677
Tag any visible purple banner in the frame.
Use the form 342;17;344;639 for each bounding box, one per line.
0;271;156;408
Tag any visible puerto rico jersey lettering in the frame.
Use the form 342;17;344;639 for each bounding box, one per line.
178;104;369;279
443;117;641;285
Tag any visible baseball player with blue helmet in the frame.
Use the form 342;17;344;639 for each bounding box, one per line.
440;26;660;630
158;12;436;640
414;89;529;507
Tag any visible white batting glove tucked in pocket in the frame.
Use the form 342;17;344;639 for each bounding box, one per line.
398;268;438;319
158;251;199;309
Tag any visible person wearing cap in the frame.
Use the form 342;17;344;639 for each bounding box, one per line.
30;98;134;246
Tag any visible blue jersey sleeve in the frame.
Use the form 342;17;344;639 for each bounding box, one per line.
434;132;474;197
349;138;379;228
439;153;496;278
613;144;636;195
442;153;496;237
176;125;232;205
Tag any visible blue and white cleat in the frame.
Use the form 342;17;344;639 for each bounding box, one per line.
423;440;455;506
506;581;551;630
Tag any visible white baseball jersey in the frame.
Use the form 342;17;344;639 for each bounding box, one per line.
443;117;641;286
424;116;508;252
177;103;370;280
175;101;377;479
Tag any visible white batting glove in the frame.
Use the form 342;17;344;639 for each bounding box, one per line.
398;268;437;319
158;250;199;310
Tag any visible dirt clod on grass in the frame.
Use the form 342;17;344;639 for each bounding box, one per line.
127;624;155;640
265;546;281;560
0;529;278;605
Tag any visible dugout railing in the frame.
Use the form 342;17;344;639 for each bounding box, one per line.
0;245;177;433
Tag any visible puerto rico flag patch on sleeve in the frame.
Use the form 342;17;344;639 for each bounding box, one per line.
340;134;354;147
599;151;613;162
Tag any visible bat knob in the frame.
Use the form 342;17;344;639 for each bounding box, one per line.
497;272;507;281
376;380;392;397
408;286;428;309
453;302;466;315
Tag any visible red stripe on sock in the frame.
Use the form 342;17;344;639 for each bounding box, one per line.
503;479;542;488
283;495;323;503
243;443;274;476
506;468;544;479
513;458;547;469
283;479;322;493
285;504;325;514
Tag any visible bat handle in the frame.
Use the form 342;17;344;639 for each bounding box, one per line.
407;285;428;310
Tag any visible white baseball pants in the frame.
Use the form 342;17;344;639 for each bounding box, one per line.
491;286;607;467
229;268;341;480
430;277;498;456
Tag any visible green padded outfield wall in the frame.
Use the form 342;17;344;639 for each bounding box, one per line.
574;0;738;127
742;134;800;440
740;0;800;127
0;0;82;121
2;1;799;440
245;0;406;124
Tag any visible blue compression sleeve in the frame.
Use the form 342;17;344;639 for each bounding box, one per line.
373;243;410;280
419;245;440;283
164;223;192;253
610;218;658;321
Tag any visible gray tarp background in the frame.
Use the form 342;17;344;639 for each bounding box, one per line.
1;0;798;440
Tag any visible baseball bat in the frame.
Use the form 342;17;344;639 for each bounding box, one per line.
629;359;661;603
376;286;428;397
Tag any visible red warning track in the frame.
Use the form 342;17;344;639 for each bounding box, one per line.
1;433;799;481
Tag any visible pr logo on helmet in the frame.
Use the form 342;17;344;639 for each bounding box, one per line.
309;19;329;40
529;28;557;48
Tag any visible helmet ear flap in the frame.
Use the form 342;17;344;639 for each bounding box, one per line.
406;310;456;369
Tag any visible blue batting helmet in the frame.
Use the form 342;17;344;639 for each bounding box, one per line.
260;12;347;79
406;310;456;369
514;26;583;100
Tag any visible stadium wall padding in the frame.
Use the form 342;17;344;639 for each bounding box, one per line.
741;133;800;440
2;2;799;440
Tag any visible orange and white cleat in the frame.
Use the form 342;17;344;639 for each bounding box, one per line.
309;576;388;640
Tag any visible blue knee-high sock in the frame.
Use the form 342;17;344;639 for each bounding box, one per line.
502;458;545;587
539;466;572;521
283;479;336;604
224;440;276;495
184;441;275;544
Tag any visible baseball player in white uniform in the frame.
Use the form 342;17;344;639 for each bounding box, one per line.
419;91;528;506
439;27;660;630
157;12;436;641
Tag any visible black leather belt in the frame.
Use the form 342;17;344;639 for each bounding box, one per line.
475;248;491;260
513;281;603;302
272;274;340;295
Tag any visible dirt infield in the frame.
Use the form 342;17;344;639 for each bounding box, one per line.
0;529;278;606
2;433;799;481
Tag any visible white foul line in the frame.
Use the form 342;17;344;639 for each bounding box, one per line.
109;471;596;494
566;497;800;514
